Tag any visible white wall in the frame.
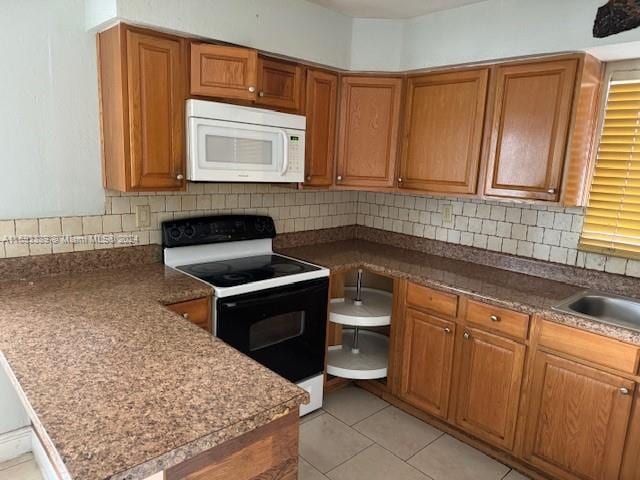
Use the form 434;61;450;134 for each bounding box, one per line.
351;0;640;71
0;367;29;435
88;0;353;69
0;0;104;220
350;18;404;71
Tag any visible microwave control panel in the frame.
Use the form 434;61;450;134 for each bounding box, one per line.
288;134;305;173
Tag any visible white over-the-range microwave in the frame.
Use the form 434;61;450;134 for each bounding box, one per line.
187;99;305;183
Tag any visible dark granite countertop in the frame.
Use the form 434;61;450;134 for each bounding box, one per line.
278;239;640;346
0;264;306;480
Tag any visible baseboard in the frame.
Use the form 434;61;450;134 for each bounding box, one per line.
31;430;59;480
0;427;60;479
0;426;31;463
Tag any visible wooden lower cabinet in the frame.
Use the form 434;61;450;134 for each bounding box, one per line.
400;308;455;418
454;327;525;451
167;297;212;332
381;283;640;480
166;410;298;480
521;351;635;480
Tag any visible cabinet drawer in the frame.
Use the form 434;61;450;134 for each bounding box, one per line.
465;299;529;340
167;297;211;331
406;283;458;318
538;320;640;374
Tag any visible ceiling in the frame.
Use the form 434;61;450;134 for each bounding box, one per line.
307;0;490;19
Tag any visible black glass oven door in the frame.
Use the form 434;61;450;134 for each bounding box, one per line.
216;278;328;383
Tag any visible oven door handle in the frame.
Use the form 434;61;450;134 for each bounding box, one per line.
219;285;324;310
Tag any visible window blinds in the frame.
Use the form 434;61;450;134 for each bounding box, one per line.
580;77;640;258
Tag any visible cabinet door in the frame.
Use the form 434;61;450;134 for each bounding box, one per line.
400;69;489;194
455;327;525;450
400;309;456;418
190;43;258;100
256;57;304;111
167;297;212;332
336;76;402;188
522;351;635;480
304;69;338;187
484;59;578;201
127;29;186;190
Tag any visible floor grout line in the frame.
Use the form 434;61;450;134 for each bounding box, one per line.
299;410;372;475
302;386;514;480
321;441;372;476
308;397;445;478
404;430;447;463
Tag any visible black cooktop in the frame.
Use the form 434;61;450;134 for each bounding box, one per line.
176;254;321;288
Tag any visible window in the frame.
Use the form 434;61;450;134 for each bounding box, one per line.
580;65;640;259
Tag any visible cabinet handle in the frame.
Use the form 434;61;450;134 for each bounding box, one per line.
490;315;500;322
306;175;312;181
547;188;556;194
398;178;403;183
620;387;631;395
337;175;343;181
463;332;471;340
182;313;190;320
444;327;451;334
259;91;265;97
176;173;184;181
248;86;256;93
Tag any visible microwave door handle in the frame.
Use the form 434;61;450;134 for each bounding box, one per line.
279;130;289;175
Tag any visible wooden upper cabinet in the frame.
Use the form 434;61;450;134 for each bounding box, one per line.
522;351;634;480
190;43;258;101
98;24;187;192
484;59;578;201
400;309;456;419
400;69;489;195
336;76;403;189
304;69;338;187
454;327;525;451
256;56;304;111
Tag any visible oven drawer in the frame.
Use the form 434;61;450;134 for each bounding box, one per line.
168;297;211;332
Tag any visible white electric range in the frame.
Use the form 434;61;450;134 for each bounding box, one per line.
163;215;329;415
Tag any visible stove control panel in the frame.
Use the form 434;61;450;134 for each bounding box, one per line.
162;215;276;248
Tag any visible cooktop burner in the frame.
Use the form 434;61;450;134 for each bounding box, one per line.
176;254;320;288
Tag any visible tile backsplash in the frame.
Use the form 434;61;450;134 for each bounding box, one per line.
355;191;640;278
2;184;640;279
0;184;357;259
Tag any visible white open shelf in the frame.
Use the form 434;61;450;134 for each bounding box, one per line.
329;287;392;327
327;329;389;380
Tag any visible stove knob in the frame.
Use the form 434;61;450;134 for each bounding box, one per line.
169;227;181;240
183;225;196;238
255;219;266;232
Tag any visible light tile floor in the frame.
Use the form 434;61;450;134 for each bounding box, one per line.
299;386;530;480
0;453;43;480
